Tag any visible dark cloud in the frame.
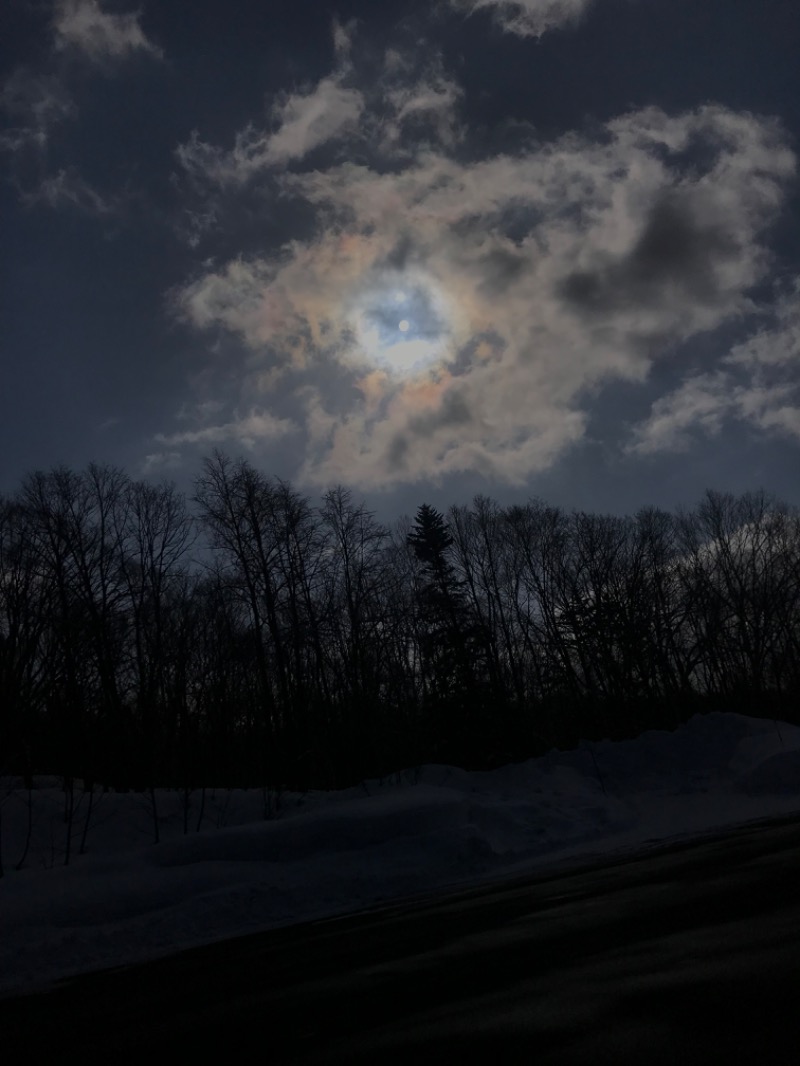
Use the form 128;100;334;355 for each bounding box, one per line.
477;247;530;296
630;196;739;293
378;235;419;272
408;390;473;436
559;194;742;315
452;331;506;374
387;433;409;469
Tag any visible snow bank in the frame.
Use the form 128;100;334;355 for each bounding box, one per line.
1;712;799;996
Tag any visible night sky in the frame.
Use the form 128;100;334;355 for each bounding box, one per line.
3;0;799;518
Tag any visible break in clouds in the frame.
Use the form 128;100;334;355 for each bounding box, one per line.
165;18;798;490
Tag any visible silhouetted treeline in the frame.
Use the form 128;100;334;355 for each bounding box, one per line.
1;453;799;792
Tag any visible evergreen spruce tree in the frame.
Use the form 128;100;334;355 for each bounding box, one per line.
407;505;460;613
407;505;478;755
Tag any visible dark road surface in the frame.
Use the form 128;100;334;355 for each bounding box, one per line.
4;817;800;1063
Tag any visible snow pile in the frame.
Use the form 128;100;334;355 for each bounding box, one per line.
2;712;800;995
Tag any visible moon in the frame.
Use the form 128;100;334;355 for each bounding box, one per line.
344;268;457;374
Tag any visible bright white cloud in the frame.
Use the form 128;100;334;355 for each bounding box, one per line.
379;51;463;151
23;166;115;213
631;280;800;454
627;374;732;455
141;451;182;475
0;71;115;213
727;278;800;369
2;10;153;209
630;376;800;455
332;17;356;59
267;78;364;165
735;383;800;438
450;0;596;37
0;69;75;153
175;38;462;194
176;259;276;336
171;97;794;488
177;76;364;186
156;409;296;449
53;0;162;62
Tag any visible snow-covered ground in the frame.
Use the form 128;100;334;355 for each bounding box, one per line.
2;711;800;996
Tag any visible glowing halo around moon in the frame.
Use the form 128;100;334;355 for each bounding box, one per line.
345;269;458;375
